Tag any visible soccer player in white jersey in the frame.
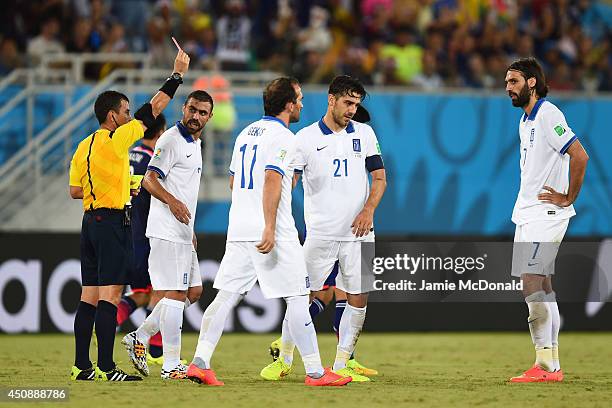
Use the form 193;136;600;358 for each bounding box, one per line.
505;58;589;383
261;75;387;382
121;90;214;380
185;77;351;387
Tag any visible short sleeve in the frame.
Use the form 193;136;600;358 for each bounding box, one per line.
112;119;145;155
228;140;239;176
364;125;382;158
69;149;82;187
265;132;296;177
292;134;307;173
147;135;176;179
542;107;577;155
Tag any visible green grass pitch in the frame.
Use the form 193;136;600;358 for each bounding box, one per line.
1;333;611;407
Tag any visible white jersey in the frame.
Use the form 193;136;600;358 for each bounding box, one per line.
294;118;381;241
226;116;299;242
146;122;202;244
512;99;577;225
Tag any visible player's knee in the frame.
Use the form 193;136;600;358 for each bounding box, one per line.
80;287;99;306
165;290;187;302
98;285;124;305
187;285;203;303
130;292;150;306
347;293;368;308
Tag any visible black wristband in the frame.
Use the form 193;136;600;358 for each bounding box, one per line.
159;73;183;98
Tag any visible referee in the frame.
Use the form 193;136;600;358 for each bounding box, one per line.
68;48;190;382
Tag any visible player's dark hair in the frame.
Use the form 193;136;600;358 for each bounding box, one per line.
94;90;129;125
143;113;166;140
508;57;549;98
263;77;300;117
185;90;214;109
328;75;367;100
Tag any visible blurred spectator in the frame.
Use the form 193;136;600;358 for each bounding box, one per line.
0;38;22;75
2;0;611;90
548;61;577;91
67;19;93;53
111;0;150;52
101;23;128;53
297;6;332;55
411;50;443;90
380;27;423;85
147;16;174;69
216;0;251;71
26;16;64;65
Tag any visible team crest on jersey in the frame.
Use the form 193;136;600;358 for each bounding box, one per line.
530;128;535;147
352;139;361;152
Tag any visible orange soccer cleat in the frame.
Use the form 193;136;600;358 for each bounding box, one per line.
186;364;224;386
510;364;558;383
549;369;564;382
304;367;352;387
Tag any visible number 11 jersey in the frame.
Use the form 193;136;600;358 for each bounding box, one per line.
226;116;299;242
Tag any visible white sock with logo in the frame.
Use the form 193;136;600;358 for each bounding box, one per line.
333;304;366;371
546;291;561;371
159;298;185;372
525;291;553;372
284;295;323;378
192;290;241;369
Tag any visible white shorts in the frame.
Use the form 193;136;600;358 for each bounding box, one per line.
303;238;375;294
213;241;309;299
148;238;202;290
511;219;569;277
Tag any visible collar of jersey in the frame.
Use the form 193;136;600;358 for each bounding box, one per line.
175;121;195;142
261;115;288;128
318;117;355;135
522;98;546;122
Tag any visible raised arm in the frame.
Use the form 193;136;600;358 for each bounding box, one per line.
135;49;190;131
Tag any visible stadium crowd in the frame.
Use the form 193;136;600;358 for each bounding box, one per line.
0;0;610;91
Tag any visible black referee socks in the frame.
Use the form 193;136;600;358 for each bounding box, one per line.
95;300;118;372
74;301;96;370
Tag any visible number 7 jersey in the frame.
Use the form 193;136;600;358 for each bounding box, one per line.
226;116;300;242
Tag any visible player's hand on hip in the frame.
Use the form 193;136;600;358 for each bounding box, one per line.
130;188;140;197
169;197;191;225
256;227;275;254
538;186;572;207
173;49;190;76
351;207;374;237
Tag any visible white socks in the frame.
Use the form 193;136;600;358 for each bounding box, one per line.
546;291;561;371
135;296;193;344
135;300;163;344
279;316;295;365
525;291;553;372
192;290;242;369
333;304;366;371
284;295;323;377
159;298;185;371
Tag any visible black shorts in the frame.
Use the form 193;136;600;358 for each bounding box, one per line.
130;238;152;292
80;209;133;286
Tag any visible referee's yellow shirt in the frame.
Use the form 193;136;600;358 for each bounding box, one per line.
69;119;144;211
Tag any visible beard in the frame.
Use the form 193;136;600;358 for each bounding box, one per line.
185;119;204;134
332;109;352;128
510;83;531;107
